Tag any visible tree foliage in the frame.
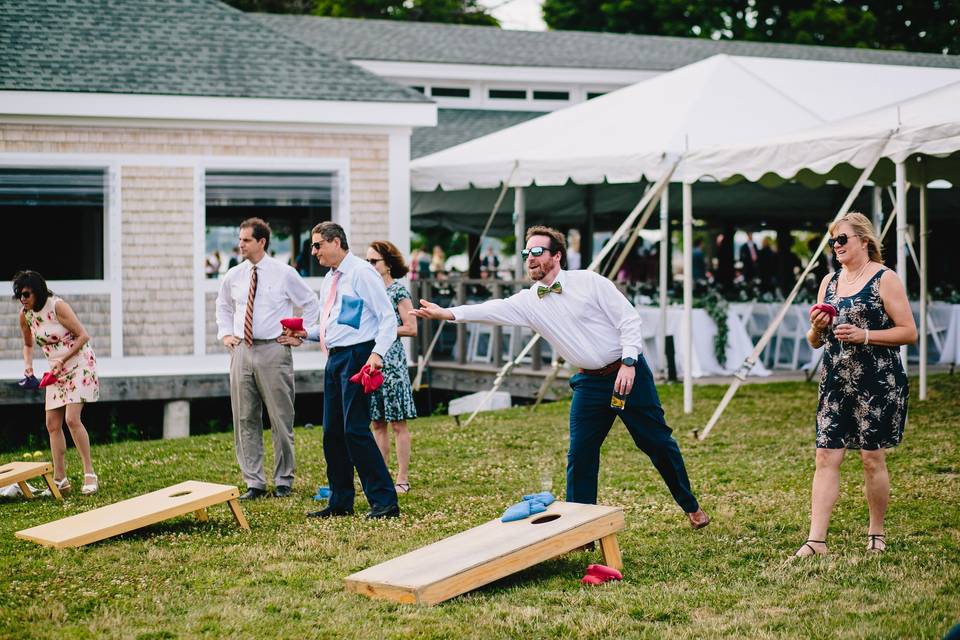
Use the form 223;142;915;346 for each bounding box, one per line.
222;0;498;25
542;0;960;55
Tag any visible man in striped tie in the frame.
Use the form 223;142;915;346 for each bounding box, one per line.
216;218;320;500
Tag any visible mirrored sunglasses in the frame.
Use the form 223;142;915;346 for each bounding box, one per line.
520;246;548;260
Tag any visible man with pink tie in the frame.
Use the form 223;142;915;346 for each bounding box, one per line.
283;222;400;520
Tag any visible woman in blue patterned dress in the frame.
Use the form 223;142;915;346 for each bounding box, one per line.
365;241;418;494
796;213;916;556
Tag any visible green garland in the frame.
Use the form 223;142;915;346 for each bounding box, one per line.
700;292;730;368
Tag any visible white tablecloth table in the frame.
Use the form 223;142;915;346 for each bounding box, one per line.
636;305;770;378
926;302;960;366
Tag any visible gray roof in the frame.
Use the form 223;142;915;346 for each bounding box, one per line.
412;109;542;158
255;14;960;71
0;0;427;103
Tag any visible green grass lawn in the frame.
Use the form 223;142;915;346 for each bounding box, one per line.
2;375;958;640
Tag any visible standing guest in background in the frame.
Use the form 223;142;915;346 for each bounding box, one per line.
408;248;422;281
430;245;446;275
566;229;582;270
216;217;320;500
284;222;400;520
366;240;418;494
14;270;100;495
757;237;778;290
807;237;831;283
739;232;759;280
481;246;501;279
692;237;707;282
798;212;916;557
413;226;709;529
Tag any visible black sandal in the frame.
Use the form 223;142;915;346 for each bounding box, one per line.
867;534;886;553
795;539;828;557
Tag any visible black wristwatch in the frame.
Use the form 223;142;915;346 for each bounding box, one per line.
621;357;636;367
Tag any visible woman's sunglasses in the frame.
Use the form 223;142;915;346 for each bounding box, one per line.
520;246;549;260
17;290;32;299
827;233;849;248
367;258;383;265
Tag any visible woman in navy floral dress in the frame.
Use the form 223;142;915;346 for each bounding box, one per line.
365;241;418;494
796;213;916;557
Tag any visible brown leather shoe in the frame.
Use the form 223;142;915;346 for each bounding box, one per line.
687;509;710;529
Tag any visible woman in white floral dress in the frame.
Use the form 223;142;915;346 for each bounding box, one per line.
796;213;916;557
15;270;100;495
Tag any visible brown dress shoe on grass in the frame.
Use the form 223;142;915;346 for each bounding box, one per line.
687;509;710;529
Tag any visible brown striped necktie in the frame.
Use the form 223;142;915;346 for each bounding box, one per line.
243;265;257;346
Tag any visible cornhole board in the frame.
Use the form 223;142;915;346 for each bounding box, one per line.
345;501;624;606
15;480;249;549
0;461;62;500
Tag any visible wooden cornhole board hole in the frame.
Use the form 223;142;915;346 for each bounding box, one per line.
0;461;62;500
15;480;249;549
345;501;624;606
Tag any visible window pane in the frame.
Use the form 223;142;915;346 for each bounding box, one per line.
533;90;570;101
205;171;335;278
0;169;104;280
489;89;527;100
431;87;470;98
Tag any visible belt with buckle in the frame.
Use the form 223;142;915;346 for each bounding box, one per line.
579;360;621;377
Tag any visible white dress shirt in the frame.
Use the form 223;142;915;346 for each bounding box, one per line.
305;252;397;357
448;269;642;370
215;255;321;341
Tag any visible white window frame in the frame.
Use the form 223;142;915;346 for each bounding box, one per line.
0;152;123;357
196;156;351;355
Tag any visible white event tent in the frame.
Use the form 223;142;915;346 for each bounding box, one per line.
411;54;960;413
684;80;960;437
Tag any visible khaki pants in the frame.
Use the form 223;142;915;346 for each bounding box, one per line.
229;340;296;490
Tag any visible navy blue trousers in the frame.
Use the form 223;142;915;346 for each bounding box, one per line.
567;355;699;512
323;341;397;512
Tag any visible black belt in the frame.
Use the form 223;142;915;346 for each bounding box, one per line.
328;340;375;355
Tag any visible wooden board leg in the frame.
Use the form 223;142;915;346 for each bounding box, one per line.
18;481;34;499
194;507;209;522
41;473;63;501
599;534;622;572
227;499;250;531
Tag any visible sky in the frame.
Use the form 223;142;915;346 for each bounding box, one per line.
479;0;547;31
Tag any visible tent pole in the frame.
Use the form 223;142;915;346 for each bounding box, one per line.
919;173;928;400
514;186;526;278
696;146;887;441
895;162;908;372
607;181;657;278
682;182;693;414
871;186;883;234
658;188;670;379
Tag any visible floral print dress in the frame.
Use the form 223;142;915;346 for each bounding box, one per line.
368;282;417;422
26;297;100;411
816;268;907;449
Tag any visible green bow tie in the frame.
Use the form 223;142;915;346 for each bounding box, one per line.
537;281;562;299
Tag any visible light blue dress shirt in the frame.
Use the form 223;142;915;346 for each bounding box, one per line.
305;252;397;356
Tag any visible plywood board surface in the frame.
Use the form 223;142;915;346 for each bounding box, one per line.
346;501;624;605
15;480;241;548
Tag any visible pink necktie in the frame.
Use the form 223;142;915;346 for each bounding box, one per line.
318;271;341;354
